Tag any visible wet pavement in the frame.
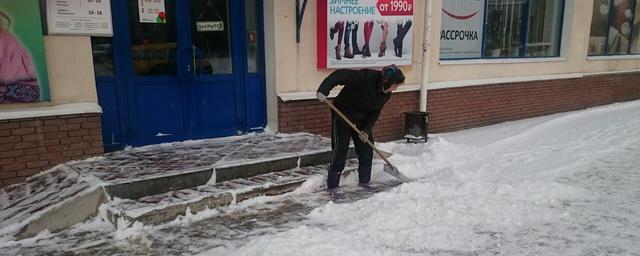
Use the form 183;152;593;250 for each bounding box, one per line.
2;180;401;256
0;133;337;244
67;133;331;184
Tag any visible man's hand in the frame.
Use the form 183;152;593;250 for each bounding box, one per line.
358;131;369;142
316;92;327;102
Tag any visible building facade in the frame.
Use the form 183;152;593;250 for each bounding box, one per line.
1;0;640;187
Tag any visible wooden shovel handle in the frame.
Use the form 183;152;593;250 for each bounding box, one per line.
323;100;395;167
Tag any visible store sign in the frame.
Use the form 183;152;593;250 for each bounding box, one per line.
317;0;415;68
439;0;485;59
138;0;166;23
196;21;224;32
0;1;50;103
46;0;113;36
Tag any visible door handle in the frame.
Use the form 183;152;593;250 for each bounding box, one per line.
192;47;204;80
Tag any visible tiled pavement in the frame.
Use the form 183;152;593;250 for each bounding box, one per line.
0;132;405;255
1;133;342;240
67;133;332;184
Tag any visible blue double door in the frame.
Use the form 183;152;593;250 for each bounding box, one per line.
96;0;266;150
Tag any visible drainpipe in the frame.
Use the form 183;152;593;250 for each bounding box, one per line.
420;0;433;112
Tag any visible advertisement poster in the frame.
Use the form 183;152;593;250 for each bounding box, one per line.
0;0;50;103
317;0;414;69
439;0;484;59
138;0;166;23
47;0;113;36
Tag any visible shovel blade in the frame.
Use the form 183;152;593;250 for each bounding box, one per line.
382;164;413;183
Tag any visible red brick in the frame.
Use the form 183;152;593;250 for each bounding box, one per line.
26;160;50;169
24;147;48;155
84;147;104;155
58;124;82;131
68;129;90;137
0;150;24;159
81;122;101;129
47;144;70;152
43;119;66;126
0;122;19;130
0;144;12;152
40;152;63;161
0;171;17;179
66;117;88;124
22;134;46;142
82;135;102;142
2;163;26;172
0;130;10;137
45;132;68;139
62;150;84;157
69;142;90;150
18;169;40;177
11;127;35;136
86;116;102;122
35;126;60;133
60;137;83;145
13;141;38;149
90;128;103;135
37;139;61;147
0;157;15;165
20;120;43;128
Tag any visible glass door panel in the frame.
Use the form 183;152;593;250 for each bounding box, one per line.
128;0;178;76
190;0;233;75
245;0;262;73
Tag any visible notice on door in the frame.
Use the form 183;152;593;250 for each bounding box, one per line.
138;0;167;23
46;0;113;36
196;21;224;32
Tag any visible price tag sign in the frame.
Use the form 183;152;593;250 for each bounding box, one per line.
46;0;113;36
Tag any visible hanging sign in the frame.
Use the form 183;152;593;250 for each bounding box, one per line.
138;0;166;23
46;0;113;36
439;0;485;59
317;0;415;69
196;21;224;32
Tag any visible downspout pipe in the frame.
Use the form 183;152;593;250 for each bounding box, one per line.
420;0;433;112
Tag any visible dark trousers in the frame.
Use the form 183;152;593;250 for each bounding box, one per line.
327;112;373;189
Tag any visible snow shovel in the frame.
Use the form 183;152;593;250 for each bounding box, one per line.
322;100;413;183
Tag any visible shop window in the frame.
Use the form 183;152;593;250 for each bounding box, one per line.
589;0;640;56
440;0;565;60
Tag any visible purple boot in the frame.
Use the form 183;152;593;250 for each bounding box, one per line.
327;188;346;200
358;182;382;192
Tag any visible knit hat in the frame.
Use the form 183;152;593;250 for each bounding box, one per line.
381;64;405;90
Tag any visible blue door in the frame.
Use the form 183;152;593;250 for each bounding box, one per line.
94;0;266;149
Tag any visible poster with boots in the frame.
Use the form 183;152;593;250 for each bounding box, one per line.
317;0;414;69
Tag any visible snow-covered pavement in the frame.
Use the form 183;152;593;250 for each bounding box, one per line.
3;100;640;255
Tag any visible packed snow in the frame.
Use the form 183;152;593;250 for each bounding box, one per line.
2;100;640;255
207;101;640;255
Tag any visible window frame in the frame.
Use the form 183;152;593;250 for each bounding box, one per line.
440;0;566;61
589;0;640;56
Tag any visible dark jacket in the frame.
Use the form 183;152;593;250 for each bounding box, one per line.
317;69;391;132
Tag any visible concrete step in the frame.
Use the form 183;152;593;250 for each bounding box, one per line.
101;149;342;200
102;160;359;227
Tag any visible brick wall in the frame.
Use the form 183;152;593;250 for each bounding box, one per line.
427;72;640;133
0;113;104;187
278;72;640;140
278;91;419;142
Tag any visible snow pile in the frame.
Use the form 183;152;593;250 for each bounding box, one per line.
210;101;640;255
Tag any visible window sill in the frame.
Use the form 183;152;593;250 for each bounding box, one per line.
587;55;640;61
0;103;102;121
439;57;567;66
